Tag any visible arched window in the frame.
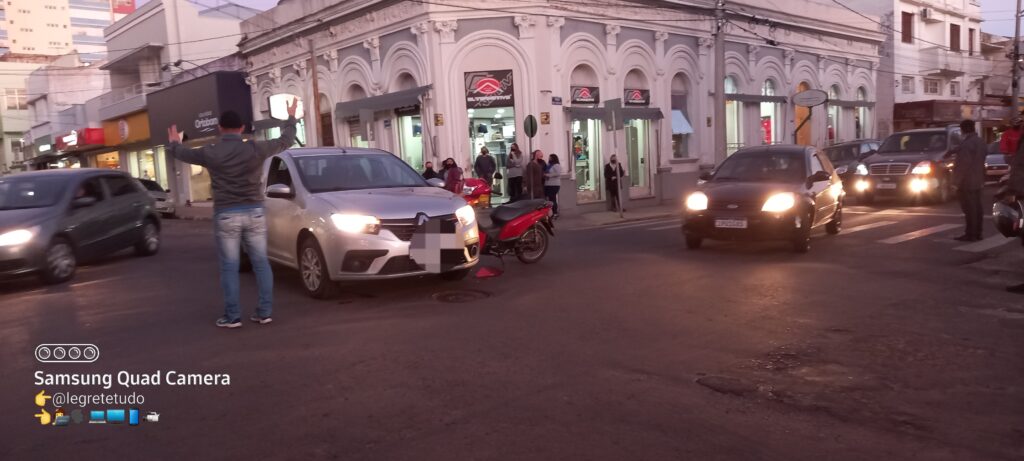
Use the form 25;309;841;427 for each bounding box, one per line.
318;93;334;147
725;76;742;154
569;64;602;202
856;87;869;139
827;84;842;144
671;73;692;159
346;84;369;147
760;79;780;145
624;69;652;192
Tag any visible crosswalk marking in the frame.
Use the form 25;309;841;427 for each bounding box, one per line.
845;210;962;217
648;224;682;231
954;234;1016;253
602;218;679;231
841;221;897;234
878;223;960;244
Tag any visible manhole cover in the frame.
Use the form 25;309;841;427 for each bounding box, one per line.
432;290;491;303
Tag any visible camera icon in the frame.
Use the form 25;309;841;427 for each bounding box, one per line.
36;344;99;363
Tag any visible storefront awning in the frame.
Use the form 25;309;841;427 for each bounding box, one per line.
563;106;607;121
725;94;789;104
671;110;694;135
622;108;664;120
335;85;433;120
829;100;875;108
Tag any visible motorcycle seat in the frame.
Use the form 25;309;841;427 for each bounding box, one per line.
489;199;548;226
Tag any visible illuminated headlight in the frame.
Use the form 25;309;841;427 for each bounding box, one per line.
829;182;844;198
854;179;870;192
685;192;708;211
855;164;868;176
455;205;476;227
330;214;380;234
0;228;35;246
465;225;479;241
835;165;849;175
761;193;796;212
911;161;932;175
910;178;929;193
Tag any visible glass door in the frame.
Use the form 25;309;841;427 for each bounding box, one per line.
572;118;602;203
467;107;515;202
625;119;651;197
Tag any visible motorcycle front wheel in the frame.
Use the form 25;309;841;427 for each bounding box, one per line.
515;225;549;264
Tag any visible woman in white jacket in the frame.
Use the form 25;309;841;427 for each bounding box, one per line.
544;153;563;217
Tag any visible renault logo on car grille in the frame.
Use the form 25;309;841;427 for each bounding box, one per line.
416;213;429;226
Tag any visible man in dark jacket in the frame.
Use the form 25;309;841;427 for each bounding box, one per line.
474;147;497;185
604;155;626;212
524;150;546;199
951;119;987;242
1004;127;1024;293
167;98;298;328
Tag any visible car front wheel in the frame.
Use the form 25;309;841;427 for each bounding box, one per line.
40;238;76;284
134;220;160;256
826;205;842;235
685;234;703;250
299;238;336;299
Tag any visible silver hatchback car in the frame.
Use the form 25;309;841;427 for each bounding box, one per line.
260;148;480;298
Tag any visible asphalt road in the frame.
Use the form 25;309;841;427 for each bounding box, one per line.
2;193;1023;460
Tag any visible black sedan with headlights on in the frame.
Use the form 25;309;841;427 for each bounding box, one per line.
682;145;844;253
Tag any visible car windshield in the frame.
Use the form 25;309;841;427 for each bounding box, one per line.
879;133;947;154
294;153;429;193
138;179;164;192
986;154;1007;165
713;151;806;183
0;176;67;210
823;145;859;163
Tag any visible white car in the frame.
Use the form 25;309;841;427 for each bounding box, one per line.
260;147;480;298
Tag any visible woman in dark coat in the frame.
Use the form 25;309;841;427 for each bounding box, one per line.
524;150;546;199
604;154;626;212
441;157;463;194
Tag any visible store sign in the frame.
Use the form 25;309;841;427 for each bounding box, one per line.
194;110;219;135
571;86;600;104
624;89;650;106
57;128;105;151
465;70;514;109
147;72;253;143
540;112;550;125
113;0;136;14
62;131;79;147
118;119;130;142
434;113;444;126
39;144;52;153
551;96;563;106
103;112;151;146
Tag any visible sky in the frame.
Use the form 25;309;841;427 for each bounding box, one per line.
138;0;1021;38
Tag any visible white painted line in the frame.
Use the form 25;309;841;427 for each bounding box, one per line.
841;221;897;234
602;218;680;231
954;235;1016;253
845;210;962;217
878;223;961;244
647;223;683;231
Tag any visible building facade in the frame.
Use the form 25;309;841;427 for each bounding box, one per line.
0;0;136;62
238;0;881;214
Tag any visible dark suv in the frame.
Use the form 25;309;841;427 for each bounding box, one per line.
859;126;961;204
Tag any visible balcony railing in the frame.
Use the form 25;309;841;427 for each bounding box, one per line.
98;83;152;120
920;46;965;77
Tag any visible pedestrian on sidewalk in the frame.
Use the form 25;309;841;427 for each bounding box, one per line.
441;157;464;194
166;98;298;328
1001;125;1024;293
507;143;524;201
544;153;563;217
422;161;439;180
474;147;497;186
525;149;546;199
604;155;626;212
951;119;987;242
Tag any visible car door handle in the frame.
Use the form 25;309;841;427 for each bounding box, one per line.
132;201;143;207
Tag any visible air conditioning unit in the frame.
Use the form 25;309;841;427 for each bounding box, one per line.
920;8;931;19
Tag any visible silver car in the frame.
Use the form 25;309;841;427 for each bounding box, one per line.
261;148;480;298
138;179;175;216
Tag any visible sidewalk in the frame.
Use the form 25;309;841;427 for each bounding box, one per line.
173;204;214;221
555;204;680;230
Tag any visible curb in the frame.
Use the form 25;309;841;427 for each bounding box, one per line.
562;212;678;231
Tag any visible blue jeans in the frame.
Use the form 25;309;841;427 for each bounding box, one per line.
214;207;273;320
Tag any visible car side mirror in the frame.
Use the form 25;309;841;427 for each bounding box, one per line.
266;183;294;199
426;178;445;188
698;171;713;181
165;188;171;193
809;171;831;184
72;196;97;208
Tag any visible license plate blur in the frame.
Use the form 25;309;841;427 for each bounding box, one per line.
715;218;748;229
876;183;897;190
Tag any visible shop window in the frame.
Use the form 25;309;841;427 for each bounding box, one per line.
467;106;515;198
572;118;602;202
671;74;692;158
724;76;742;155
625;118;651;191
94;152;120;169
128;148;167;189
760;79;781;145
397;112;423;169
827;85;841;144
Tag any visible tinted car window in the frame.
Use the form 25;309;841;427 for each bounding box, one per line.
879;133;947;153
267;157;293;187
824;145;858;163
295;154;428;192
0;176;68;210
75;178;105;202
713;152;806;183
138;179;164;192
104;176;139;197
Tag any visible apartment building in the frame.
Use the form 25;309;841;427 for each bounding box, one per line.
0;0;136;62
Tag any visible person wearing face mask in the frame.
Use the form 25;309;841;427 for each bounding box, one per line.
440;157;463;194
422;161;439;180
604;154;626;212
525;149;546;200
506;143;524;201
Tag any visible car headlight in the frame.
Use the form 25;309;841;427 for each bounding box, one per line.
911;161;932;175
685;192;708;211
0;228;35;246
455;205;476;227
835;165;849;175
330;214;380;234
855;164;868;175
762;193;796;212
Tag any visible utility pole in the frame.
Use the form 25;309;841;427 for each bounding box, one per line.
1012;0;1022;120
308;40;323;146
713;0;726;164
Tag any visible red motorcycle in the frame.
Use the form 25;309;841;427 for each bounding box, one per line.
478;199;555;266
462;177;492;208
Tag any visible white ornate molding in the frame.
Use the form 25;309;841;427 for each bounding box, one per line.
434;20;458;44
655;31;669;42
547;16;565;29
783;49;795;66
268;67;282;84
293;59;308;78
363;36;380;62
244;75;258;88
605;24;621;46
697;36;713;57
323;49;339;72
514;15;537;39
410;21;429;36
747;44;760;63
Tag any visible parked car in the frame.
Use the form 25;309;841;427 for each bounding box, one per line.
859;126;961;204
137;178;175;216
261;147;480;298
985;153;1010;183
821;139;880;200
682;145;844;253
0;169;161;284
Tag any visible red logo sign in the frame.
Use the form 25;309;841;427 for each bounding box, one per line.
628;90;642;100
579;88;592;99
465;70;514;108
624;89;650;106
475;78;502;95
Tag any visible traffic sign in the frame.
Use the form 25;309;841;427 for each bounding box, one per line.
524;114;538;138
